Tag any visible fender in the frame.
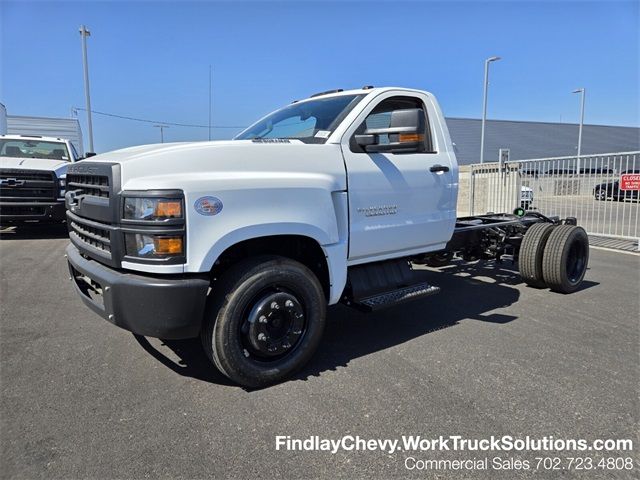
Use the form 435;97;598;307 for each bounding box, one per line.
197;223;348;305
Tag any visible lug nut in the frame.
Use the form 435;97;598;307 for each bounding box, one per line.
257;333;267;342
271;302;280;310
259;315;267;323
285;300;294;308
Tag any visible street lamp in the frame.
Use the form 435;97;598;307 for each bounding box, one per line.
154;125;169;143
480;56;501;163
572;88;585;173
79;25;94;153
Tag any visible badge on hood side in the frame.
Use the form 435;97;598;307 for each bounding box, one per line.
194;196;223;216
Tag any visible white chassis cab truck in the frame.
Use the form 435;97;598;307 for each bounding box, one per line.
0;134;83;224
65;87;589;387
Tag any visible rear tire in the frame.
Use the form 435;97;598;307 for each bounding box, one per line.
200;255;326;388
519;223;556;288
542;225;589;294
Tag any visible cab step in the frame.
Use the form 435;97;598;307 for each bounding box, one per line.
352;282;440;312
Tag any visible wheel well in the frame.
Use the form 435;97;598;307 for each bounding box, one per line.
210;235;330;301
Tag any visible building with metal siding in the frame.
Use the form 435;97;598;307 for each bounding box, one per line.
5;115;84;155
446;118;640;165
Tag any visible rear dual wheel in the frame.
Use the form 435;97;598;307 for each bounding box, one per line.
519;223;556;288
200;256;326;388
542;225;589;293
519;224;589;293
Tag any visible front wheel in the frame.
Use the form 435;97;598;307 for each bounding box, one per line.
594;189;607;201
201;256;326;388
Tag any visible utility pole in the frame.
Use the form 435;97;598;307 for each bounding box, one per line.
480;56;501;163
79;25;94;153
572;88;586;173
154;125;169;143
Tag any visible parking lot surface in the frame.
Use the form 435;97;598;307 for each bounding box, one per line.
1;225;638;479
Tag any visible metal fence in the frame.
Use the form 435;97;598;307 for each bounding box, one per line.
468;152;640;240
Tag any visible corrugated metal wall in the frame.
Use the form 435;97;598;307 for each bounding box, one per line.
447;118;640;165
6;115;84;155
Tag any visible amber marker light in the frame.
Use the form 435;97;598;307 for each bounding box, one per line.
398;133;424;142
153;237;184;255
155;200;183;218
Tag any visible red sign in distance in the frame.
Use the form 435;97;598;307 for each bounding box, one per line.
620;174;640;191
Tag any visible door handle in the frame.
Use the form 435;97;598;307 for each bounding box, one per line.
430;164;450;173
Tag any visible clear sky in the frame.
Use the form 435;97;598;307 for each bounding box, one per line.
1;0;638;153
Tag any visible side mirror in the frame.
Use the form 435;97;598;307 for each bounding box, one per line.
85;152;97;158
356;108;425;153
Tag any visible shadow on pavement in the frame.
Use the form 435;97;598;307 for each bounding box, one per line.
435;259;598;293
135;260;591;389
133;335;236;387
0;223;69;240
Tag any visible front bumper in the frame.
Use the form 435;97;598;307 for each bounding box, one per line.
66;244;209;339
0;201;66;223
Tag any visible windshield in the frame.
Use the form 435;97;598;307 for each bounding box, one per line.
235;94;365;144
0;139;71;161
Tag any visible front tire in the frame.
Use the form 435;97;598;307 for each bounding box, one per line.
201;256;326;388
594;188;606;201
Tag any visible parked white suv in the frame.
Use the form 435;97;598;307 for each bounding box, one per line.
0;135;83;224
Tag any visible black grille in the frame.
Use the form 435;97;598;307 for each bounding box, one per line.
69;217;112;257
67;174;110;198
0;169;57;201
0;205;47;216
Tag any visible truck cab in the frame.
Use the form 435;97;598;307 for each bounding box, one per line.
0;134;82;224
64;87;589;387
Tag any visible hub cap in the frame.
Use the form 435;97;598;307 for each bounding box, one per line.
242;291;305;359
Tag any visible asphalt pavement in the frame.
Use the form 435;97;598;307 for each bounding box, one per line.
1;224;638;479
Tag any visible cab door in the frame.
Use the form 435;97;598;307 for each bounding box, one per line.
341;92;457;263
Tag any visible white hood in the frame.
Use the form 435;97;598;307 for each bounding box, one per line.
0;156;70;171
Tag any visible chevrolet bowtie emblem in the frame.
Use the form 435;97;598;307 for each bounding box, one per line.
0;178;26;187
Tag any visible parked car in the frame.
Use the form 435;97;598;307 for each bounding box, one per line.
545;168;576;175
579;167;614;175
520;185;534;209
594;181;639;201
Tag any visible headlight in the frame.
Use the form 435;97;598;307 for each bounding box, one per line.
123;197;183;221
58;178;66;198
125;233;184;258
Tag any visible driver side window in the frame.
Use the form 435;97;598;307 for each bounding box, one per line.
351;96;433;153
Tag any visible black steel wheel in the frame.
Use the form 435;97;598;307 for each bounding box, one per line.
542;225;589;294
200;255;326;388
594;188;607;201
518;223;556;288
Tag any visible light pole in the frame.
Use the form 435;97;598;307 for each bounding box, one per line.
480;56;501;163
79;25;94;153
572;88;585;173
208;65;212;141
154;125;169;143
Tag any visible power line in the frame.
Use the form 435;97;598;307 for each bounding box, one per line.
73;107;245;129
